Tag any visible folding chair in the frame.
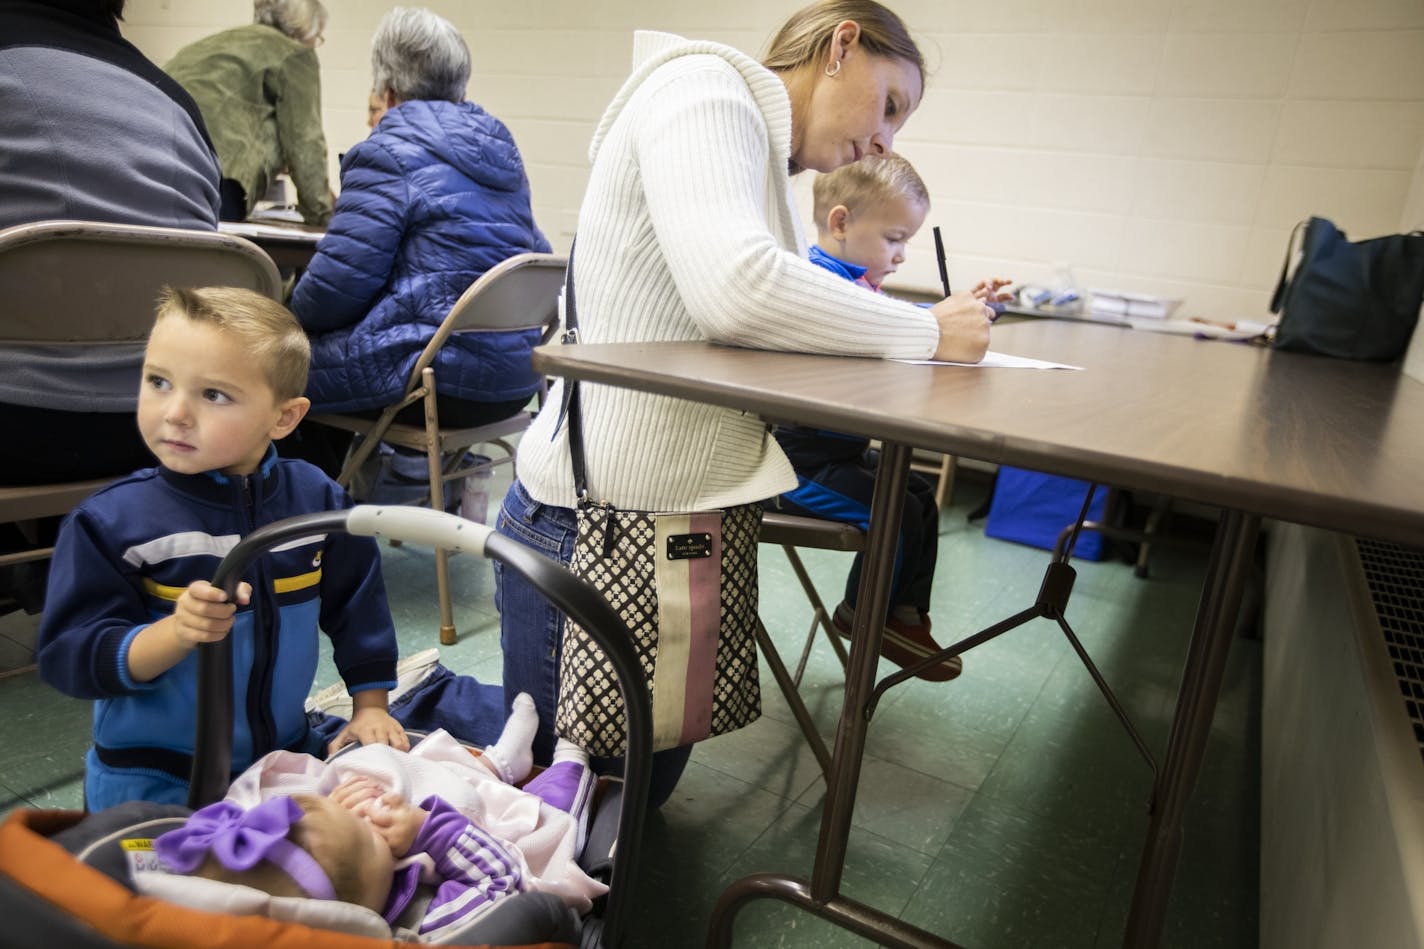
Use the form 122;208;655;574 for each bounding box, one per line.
754;512;864;779
306;252;567;645
910;449;956;510
0;220;281;593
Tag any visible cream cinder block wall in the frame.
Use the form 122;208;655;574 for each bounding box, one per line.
122;0;1424;322
1405;140;1424;232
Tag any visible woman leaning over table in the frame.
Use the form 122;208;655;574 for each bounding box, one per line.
164;0;333;225
495;0;1003;807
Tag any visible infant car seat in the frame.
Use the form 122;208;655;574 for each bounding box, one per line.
0;506;652;949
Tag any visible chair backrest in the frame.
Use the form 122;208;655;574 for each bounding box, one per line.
0;219;282;345
0;221;284;559
403;252;567;392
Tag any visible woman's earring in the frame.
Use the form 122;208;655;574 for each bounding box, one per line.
824;60;841;78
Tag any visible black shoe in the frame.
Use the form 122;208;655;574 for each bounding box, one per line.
0;561;48;615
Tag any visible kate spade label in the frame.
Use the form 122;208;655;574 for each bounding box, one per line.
666;532;712;560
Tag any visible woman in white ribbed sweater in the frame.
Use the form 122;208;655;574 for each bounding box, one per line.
495;0;1000;805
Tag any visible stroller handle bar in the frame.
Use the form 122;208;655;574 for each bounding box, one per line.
189;505;651;949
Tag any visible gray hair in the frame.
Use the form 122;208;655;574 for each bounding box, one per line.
371;7;470;104
253;0;327;45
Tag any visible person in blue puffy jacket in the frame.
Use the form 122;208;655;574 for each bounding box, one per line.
287;7;549;473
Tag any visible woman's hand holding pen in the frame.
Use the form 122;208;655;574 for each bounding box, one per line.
929;292;992;363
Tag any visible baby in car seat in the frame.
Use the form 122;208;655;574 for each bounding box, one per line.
149;694;602;942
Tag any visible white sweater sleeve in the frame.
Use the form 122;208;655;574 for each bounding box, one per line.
633;60;939;360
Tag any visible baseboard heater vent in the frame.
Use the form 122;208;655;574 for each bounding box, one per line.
1261;524;1424;949
1356;538;1424;764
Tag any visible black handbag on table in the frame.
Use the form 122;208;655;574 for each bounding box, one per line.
1269;216;1424;362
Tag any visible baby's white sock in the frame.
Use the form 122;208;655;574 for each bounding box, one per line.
482;692;538;785
552;737;589;768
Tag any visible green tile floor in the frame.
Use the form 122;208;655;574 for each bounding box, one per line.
0;469;1259;949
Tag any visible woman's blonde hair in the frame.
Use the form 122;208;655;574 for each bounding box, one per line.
254;0;327;45
761;0;924;87
154;286;311;401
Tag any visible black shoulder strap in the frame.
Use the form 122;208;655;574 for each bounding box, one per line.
1270;218;1310;315
557;239;590;500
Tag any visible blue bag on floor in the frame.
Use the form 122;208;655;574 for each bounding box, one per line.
984;467;1107;560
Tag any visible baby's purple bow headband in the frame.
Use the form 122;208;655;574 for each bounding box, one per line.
154;796;336;900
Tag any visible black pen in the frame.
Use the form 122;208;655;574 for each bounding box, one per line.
933;226;951;296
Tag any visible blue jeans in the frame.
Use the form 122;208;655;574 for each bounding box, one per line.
494;478;691;807
388;663;505;747
311;665;507;749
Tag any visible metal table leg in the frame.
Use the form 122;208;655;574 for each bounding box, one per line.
708;873;965;949
810;440;911;898
707;441;917;947
710;466;1257;949
1122;508;1260;946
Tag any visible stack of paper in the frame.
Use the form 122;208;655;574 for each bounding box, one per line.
249;206;304;225
218;220;322;242
1126;318;1266;341
1089;289;1180;320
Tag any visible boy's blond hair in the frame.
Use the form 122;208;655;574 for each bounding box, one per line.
154;286;310;401
812;153;930;225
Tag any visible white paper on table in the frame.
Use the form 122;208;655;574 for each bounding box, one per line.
1125;317;1267;341
218;220;322;242
895;350;1083;370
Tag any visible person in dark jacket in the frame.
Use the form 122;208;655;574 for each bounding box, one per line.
0;0;223;613
288;6;550;470
0;0;221;490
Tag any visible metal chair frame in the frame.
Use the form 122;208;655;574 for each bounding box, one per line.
306;252;567;644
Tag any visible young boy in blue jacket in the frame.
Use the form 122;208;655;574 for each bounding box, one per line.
772;155;985;682
38;286;407;811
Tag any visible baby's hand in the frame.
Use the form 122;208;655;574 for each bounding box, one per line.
170;581;251;647
329;774;387;817
972;277;1014;303
330;776;426;857
366;793;427;857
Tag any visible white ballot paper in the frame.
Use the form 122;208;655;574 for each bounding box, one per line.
896;351;1083;370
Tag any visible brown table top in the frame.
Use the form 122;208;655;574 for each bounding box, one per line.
532;320;1424;548
218;220;322;271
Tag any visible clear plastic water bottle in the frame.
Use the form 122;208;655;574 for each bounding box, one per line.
1049;261;1081;311
460;454;494;525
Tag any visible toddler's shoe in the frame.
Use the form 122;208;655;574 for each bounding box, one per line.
392;647;441;699
305;679;352;718
306;648;441;718
832;601;963;683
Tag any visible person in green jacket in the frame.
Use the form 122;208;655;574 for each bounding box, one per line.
165;0;333;226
